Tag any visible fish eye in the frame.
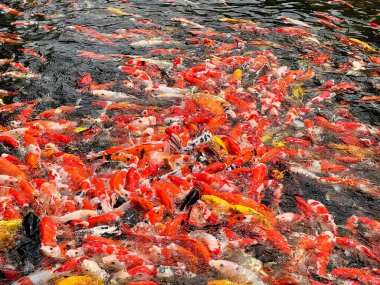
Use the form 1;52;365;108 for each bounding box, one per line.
220;263;224;267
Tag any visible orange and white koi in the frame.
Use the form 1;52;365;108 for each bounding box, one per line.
0;4;23;16
23;132;41;169
332;267;380;284
272;27;311;37
335;237;380;263
12;270;53;285
0;89;18;98
318;19;342;30
284;107;299;126
314;13;347;23
296;197;338;235
329;0;354;8
279;16;312;28
0;58;13;66
19;49;46;62
0;37;23;45
172;17;208;29
189;230;221;256
0;71;41;80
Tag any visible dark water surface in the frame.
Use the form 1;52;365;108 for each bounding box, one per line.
1;0;379;118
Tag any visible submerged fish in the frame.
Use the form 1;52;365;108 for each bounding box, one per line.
172;17;209;29
349;38;379;53
106;7;130;16
219;18;255;24
280;16;312;28
90;90;137;101
130;38;168;47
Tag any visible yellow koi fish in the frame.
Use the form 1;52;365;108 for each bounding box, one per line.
219;18;255;24
349;38;379;53
207;280;247;285
212;136;228;152
74;126;89;133
292;85;305;101
262;132;273;142
202;195;232;212
106;7;129;16
56;275;104;285
202;195;266;224
232;204;263;217
0;220;22;249
232;69;243;81
329;143;371;158
272;140;286;147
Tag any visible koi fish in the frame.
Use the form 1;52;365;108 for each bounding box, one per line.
90;90;137;101
209;260;265;284
12;270;53;285
56;275;103;285
106;7;130;16
19;49;46;62
329;0;354;8
172;17;208;29
0;89;19;98
280;16;312;28
0;71;41;80
349;38;379;53
318;19;342;30
0;4;23;16
0;37;23;45
369;22;380;28
130;38;169;47
219;18;255;24
314;13;347;23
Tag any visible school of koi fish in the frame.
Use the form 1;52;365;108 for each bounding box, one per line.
0;0;379;284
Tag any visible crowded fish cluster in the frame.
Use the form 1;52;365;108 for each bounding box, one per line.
0;0;379;284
